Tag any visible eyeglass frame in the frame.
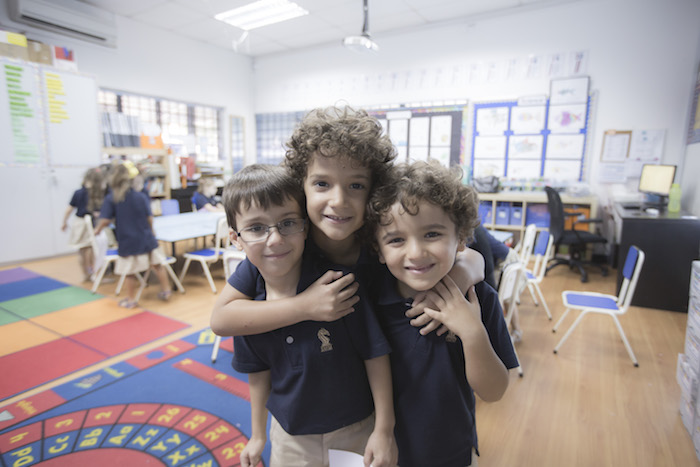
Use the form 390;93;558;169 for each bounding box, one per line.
233;217;307;243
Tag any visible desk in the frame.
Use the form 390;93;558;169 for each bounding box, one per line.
154;212;226;256
613;203;700;312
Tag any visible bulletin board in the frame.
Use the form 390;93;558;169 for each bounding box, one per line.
469;94;593;182
0;58;44;165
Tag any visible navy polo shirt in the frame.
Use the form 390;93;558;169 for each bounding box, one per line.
100;189;158;257
192;191;218;211
69;187;89;218
230;247;391;435
371;265;518;467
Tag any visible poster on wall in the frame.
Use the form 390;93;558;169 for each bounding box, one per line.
550;76;590;104
547;104;587;133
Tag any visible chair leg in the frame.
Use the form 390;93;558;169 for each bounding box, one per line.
91;263;109;294
533;283;552;320
134;273;147;302
553;310;590;354
526;282;539;306
611;315;639;367
200;261;217;294
552;307;572;332
211;335;222;363
115;273;127;295
164;263;186;293
511;342;524;377
178;258;193;283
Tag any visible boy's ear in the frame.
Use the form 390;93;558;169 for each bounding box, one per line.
377;249;386;264
230;230;243;250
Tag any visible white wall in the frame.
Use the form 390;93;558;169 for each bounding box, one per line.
681;31;700;217
253;0;700;215
0;0;257;167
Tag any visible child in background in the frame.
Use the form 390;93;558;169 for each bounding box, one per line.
192;178;224;212
61;167;105;281
366;160;518;467
223;164;396;467
95;163;172;308
211;105;484;337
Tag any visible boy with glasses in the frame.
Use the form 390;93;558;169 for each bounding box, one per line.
220;164;396;467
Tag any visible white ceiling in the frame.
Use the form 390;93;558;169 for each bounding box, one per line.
81;0;577;57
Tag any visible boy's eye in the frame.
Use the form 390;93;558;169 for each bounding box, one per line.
313;181;329;188
279;218;297;228
425;231;442;239
386;237;404;245
246;224;266;233
349;182;365;190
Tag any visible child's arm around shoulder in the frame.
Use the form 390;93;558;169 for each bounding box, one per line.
210;269;361;336
422;276;509;402
362;355;398;467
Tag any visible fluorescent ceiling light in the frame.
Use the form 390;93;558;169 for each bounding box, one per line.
215;0;308;31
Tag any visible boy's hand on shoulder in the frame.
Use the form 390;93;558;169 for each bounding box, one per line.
298;270;359;322
423;276;483;340
406;293;449;336
363;428;398;467
240;436;266;467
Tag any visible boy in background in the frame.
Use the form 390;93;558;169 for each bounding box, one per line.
221;164;397;467
367;160;518;467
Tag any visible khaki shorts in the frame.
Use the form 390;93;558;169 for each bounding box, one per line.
68;218;90;248
115;247;167;275
269;413;382;467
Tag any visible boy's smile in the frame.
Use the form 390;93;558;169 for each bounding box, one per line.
376;200;464;298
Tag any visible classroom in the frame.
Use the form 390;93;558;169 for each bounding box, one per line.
1;0;700;465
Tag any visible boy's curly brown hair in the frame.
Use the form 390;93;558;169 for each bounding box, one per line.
366;160;480;246
284;106;397;191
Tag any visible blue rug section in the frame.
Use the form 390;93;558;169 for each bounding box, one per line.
0;276;69;302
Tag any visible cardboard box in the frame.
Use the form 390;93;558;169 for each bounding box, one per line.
0;30;28;60
27;40;53;65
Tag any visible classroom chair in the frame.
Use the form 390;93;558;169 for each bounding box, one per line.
84;214;120;294
522;228;554;320
553;245;645;366
498;262;526;377
160;199;180;216
179;216;230;293
115;255;186;299
210;248;248;363
544;186;608;283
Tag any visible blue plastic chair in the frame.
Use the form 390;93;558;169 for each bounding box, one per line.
178;217;229;293
553;246;645;366
160;199;180;216
523;229;554;320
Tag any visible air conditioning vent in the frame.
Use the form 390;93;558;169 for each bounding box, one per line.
8;0;117;47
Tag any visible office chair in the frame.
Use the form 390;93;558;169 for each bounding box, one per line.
498;262;526;377
544;186;607;283
179;216;230;293
553;245;645;366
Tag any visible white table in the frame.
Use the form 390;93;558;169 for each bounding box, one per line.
153;212;226;256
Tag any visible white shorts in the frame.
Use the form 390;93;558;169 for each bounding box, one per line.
115;247;167;275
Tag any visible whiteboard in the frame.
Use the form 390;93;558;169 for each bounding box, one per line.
41;68;101;166
0;58;44;165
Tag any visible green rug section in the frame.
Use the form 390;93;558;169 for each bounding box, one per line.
0;308;21;326
0;286;102;320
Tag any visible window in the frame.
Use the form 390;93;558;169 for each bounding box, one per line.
98;89;223;163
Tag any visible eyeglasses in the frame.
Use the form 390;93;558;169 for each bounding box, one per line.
235;218;306;243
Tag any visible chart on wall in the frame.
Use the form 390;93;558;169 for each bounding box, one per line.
0;58;44;165
469;78;593;182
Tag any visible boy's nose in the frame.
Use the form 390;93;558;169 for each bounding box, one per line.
328;187;346;207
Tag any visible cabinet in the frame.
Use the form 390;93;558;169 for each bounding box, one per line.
478;191;599;241
613;203;700;312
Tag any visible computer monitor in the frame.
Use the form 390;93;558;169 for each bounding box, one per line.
638;164;676;208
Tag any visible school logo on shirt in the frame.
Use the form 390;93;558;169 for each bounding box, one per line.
446;331;457;343
317;328;333;352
